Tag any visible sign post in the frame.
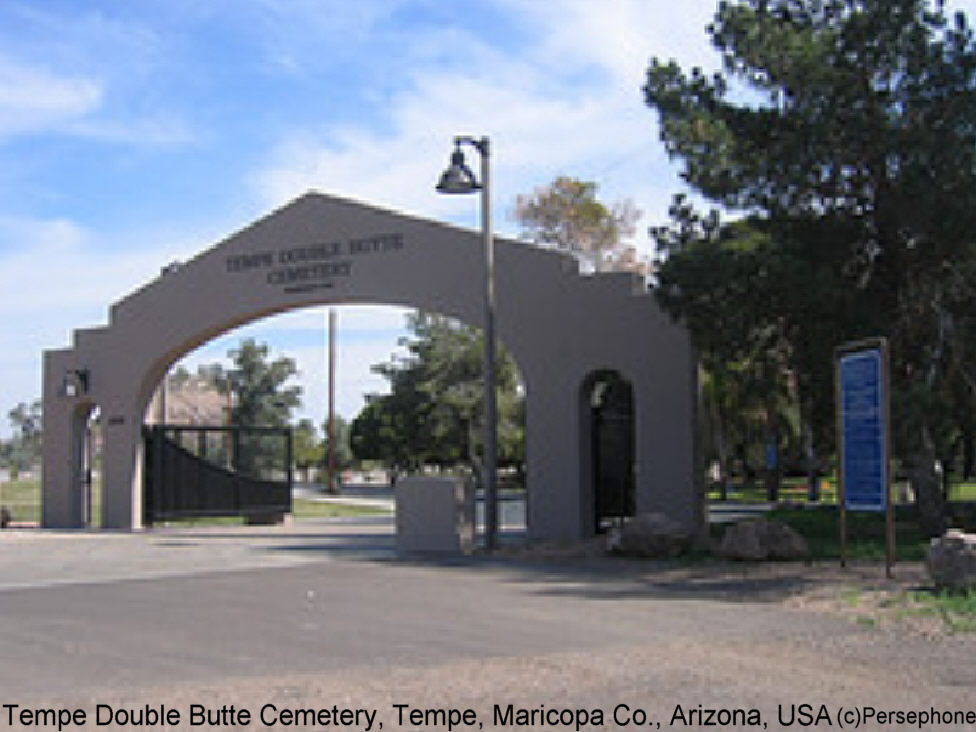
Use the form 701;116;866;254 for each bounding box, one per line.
835;338;894;578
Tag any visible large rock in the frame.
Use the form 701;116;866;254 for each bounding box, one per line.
608;512;692;558
719;520;766;560
719;517;809;561
927;530;976;591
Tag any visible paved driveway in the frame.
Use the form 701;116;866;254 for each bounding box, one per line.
0;521;973;731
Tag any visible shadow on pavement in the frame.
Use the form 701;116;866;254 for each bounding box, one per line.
386;552;829;604
142;520;907;606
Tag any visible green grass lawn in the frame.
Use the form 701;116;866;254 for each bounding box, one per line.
910;588;976;632
147;499;388;527
0;479;42;524
291;498;389;520
765;502;976;562
767;506;924;561
878;587;976;632
709;477;976;505
952;481;976;501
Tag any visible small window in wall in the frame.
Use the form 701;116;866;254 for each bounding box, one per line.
586;371;635;533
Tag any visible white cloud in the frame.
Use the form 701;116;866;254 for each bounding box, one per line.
250;0;411;75
254;0;976;256
253;63;663;237
67;115;197;147
0;1;199;148
0;50;194;147
0;215;166;434
0;216;210;317
0;59;102;137
0;213;229;437
507;0;720;77
248;0;716;255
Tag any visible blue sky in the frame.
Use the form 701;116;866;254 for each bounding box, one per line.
2;0;974;437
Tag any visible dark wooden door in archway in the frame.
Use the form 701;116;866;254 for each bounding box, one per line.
591;372;635;532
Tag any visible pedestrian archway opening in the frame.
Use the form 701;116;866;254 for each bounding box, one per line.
581;370;635;533
72;403;102;528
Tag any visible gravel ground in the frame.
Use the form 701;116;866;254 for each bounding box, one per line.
42;638;975;731
27;611;976;732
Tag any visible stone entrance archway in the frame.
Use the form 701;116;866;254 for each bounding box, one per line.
42;192;701;540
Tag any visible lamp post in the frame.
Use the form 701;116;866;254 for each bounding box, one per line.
436;136;498;551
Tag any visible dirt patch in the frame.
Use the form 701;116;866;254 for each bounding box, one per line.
497;538;965;635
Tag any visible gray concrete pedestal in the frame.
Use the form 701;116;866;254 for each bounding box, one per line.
395;476;474;555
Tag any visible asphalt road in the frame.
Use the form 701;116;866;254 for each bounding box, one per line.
0;523;974;731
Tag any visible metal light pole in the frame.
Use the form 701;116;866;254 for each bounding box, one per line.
436;135;498;551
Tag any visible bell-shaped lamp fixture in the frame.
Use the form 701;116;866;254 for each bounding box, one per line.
61;368;90;398
436;147;481;194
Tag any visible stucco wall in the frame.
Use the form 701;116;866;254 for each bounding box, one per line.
42;192;701;540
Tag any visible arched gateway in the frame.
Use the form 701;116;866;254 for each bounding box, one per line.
42;192;701;540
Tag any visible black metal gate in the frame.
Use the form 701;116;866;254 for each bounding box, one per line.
143;424;293;525
592;376;635;532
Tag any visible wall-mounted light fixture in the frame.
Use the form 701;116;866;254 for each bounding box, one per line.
61;368;90;398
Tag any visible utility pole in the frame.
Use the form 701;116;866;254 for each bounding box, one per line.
327;309;337;494
159;370;167;424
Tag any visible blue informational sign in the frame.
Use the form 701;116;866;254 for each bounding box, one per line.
838;347;887;512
